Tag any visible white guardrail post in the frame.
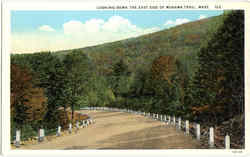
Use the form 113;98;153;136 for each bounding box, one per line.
178;117;181;130
185;120;189;135
69;123;72;134
15;129;21;147
209;127;214;148
225;134;230;149
56;126;61;136
76;121;79;133
196;124;200;140
82;120;85;128
38;128;45;142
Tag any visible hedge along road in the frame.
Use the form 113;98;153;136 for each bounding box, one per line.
19;110;201;149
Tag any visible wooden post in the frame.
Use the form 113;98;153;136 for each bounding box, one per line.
69;123;72;134
56;126;61;136
185;120;189;135
196;124;200;140
15;129;21;147
225;134;230;149
209;127;214;148
178;117;181;129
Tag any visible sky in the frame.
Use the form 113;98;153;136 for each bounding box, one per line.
11;10;223;53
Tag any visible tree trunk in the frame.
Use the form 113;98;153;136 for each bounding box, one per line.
63;106;68;125
71;104;74;123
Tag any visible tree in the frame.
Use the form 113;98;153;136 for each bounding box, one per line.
191;11;244;124
11;64;47;129
14;52;68;129
26;88;47;130
63;50;93;122
42;56;67;129
151;55;177;83
110;59;131;97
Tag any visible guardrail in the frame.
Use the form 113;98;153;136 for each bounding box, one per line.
81;106;232;149
13;106;233;149
13;115;95;148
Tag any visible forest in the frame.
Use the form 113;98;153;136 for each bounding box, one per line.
11;11;244;147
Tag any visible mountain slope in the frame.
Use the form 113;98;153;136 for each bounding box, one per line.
53;15;224;77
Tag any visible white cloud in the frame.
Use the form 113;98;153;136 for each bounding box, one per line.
60;16;161;51
63;20;84;35
38;25;55;32
199;15;207;20
12;16;162;53
63;19;105;35
63;16;145;35
165;20;174;25
102;16;137;33
84;19;105;33
164;18;190;28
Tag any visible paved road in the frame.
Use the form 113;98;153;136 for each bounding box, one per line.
19;110;201;149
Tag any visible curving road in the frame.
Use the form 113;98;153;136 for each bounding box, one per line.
19;110;201;149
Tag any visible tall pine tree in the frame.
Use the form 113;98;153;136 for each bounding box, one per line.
191;11;244;124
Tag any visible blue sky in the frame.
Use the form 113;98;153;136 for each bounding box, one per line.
11;10;223;53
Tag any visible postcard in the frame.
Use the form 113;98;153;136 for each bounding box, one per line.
1;0;250;156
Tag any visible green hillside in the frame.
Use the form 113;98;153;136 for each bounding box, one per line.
54;15;223;78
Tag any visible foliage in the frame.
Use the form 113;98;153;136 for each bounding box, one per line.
151;55;177;83
11;64;47;129
12;52;69;129
63;50;93;121
190;11;244;124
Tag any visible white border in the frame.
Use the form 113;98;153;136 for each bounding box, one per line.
2;1;250;157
